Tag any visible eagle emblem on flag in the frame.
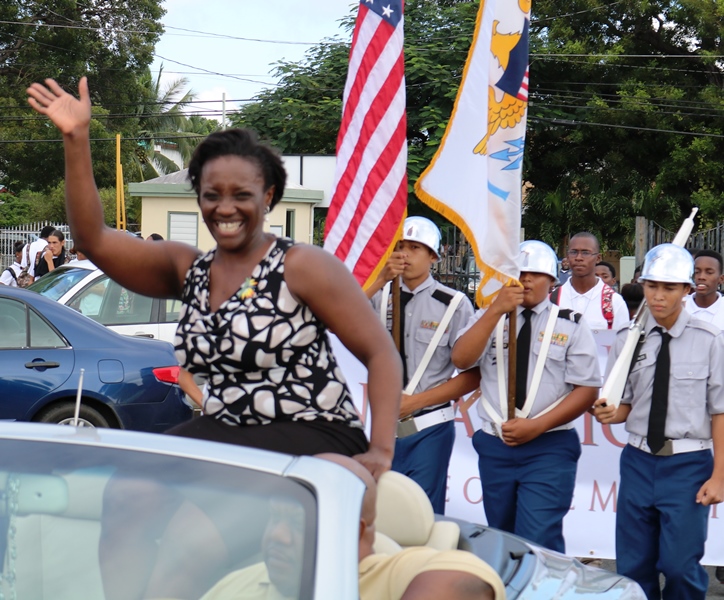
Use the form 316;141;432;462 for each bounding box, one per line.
474;0;531;156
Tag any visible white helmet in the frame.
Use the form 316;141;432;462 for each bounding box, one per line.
639;243;694;285
518;240;560;284
403;216;441;258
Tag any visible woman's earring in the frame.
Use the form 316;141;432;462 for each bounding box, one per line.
264;206;270;222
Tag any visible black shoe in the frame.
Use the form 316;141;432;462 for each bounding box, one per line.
716;565;724;584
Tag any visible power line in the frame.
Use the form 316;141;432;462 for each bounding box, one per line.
534;53;724;59
0;19;331;45
0;134;208;145
531;101;724;120
154;55;283;88
531;1;623;23
529;115;724;138
532;88;724;110
532;55;724;76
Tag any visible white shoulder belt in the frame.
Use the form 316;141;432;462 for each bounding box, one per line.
379;282;466;395
481;305;568;427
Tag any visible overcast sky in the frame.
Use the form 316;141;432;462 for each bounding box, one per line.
150;0;356;121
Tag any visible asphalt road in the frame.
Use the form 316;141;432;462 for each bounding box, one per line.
594;560;724;598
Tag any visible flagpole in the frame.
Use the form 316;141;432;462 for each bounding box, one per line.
391;275;401;351
507;309;517;421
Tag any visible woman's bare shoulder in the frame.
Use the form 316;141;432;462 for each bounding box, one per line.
284;243;353;292
285;242;338;268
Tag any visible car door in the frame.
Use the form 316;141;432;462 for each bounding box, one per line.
0;297;75;420
68;275;162;341
157;297;182;344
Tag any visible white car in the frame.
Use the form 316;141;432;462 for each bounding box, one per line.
28;263;182;343
0;423;645;600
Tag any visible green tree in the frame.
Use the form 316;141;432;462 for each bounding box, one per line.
230;39;350;154
0;1;164;112
0;101;117;192
130;65;201;180
0;192;32;226
525;0;724;246
0;0;165;192
230;0;724;250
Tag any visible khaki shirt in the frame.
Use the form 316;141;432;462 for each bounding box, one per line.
199;562;293;600
198;547;506;600
359;547;505;600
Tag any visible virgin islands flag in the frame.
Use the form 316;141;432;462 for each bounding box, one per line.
415;0;531;306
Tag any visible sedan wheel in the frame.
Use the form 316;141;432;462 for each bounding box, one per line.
36;403;111;429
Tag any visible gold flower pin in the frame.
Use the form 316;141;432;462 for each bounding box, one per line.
238;277;257;300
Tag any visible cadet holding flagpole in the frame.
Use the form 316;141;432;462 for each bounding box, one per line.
452;241;600;553
366;217;478;513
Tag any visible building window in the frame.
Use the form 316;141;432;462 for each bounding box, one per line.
285;210;296;239
168;212;198;247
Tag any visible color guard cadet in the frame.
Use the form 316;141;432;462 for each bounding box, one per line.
366;216;478;514
594;243;724;600
452;240;600;552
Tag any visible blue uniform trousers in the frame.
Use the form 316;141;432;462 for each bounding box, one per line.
472;427;580;553
616;444;712;600
392;420;455;514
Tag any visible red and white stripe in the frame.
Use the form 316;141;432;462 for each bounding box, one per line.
323;3;407;287
517;69;529;101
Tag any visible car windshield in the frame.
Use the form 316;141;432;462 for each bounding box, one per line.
0;439;317;600
28;267;94;301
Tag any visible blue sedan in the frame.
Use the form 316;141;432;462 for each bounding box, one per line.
0;286;192;431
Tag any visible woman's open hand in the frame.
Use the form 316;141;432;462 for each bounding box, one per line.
27;77;91;135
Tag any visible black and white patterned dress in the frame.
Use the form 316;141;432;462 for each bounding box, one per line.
174;237;363;431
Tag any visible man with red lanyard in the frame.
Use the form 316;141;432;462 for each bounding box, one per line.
552;232;629;332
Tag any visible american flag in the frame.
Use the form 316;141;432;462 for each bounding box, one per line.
323;0;407;288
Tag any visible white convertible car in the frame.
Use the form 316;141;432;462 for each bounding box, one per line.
0;423;645;599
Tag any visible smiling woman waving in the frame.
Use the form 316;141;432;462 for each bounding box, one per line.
26;78;401;479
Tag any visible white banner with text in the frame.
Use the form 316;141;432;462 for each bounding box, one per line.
330;330;724;563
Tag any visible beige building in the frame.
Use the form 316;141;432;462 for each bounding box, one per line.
129;169;324;250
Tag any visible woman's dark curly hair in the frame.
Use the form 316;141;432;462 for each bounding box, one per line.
187;128;287;210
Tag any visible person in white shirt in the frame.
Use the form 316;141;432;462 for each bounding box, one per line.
0;242;24;287
683;249;724;585
20;225;56;278
553;232;629;332
684;249;724;331
595;260;618;292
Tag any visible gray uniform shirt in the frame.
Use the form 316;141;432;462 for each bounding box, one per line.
457;298;601;424
371;275;474;405
606;310;724;440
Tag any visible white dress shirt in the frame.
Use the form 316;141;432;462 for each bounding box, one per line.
684;293;724;331
557;277;629;332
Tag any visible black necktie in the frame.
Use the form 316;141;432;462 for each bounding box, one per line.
398;291;414;387
647;327;671;454
515;309;534;410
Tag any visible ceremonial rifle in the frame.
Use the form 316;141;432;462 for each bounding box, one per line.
600;208;698;408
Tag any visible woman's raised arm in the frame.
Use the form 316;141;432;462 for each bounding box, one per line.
27;77;199;298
